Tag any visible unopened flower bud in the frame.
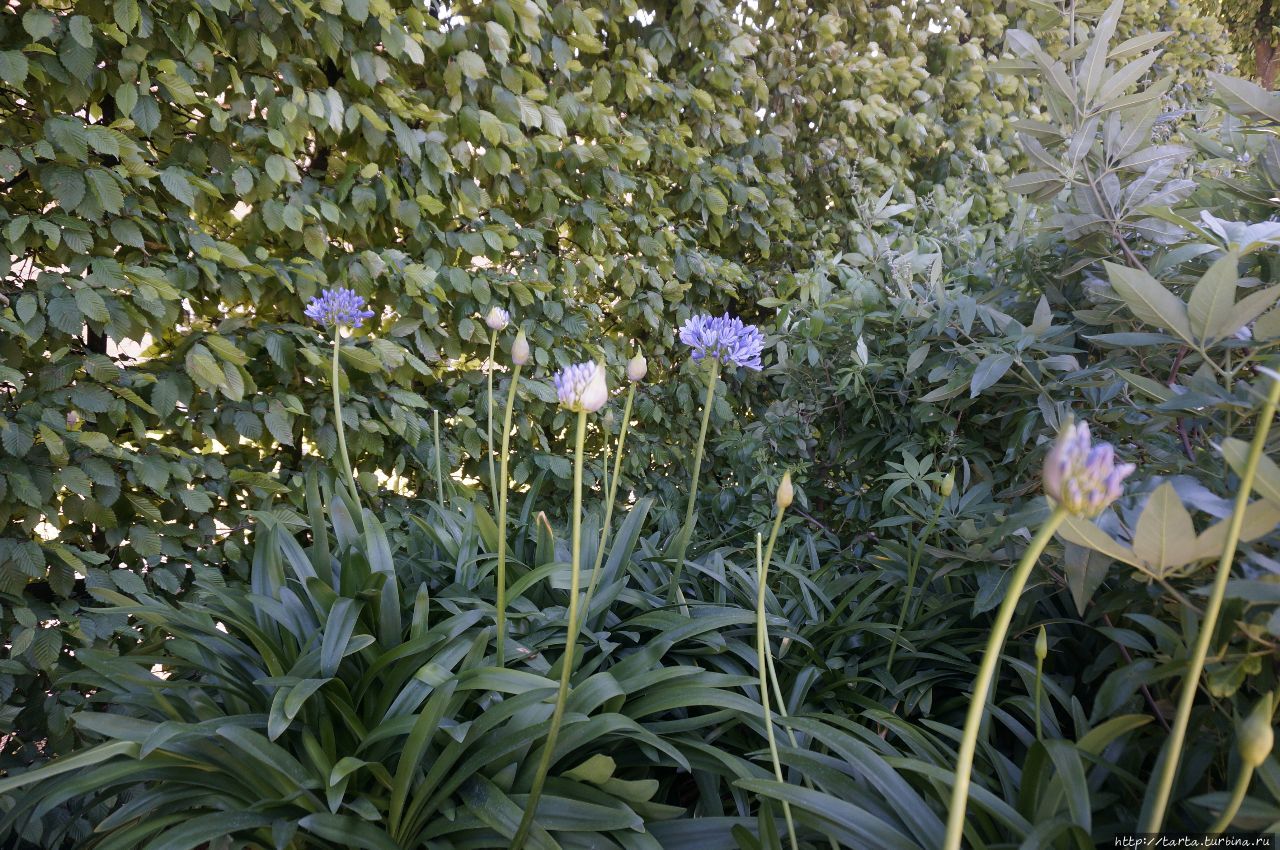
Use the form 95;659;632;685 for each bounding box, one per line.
940;470;955;498
1035;625;1048;662
511;329;530;366
776;470;794;510
1240;694;1275;768
66;411;81;431
627;352;648;382
1043;420;1134;517
485;306;510;331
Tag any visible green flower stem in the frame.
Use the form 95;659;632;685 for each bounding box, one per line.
1034;649;1045;743
432;409;444;504
511;408;588;850
580;383;635;628
485;329;499;509
755;475;848;850
1143;376;1280;833
943;505;1068;850
670;358;720;601
763;640;841;850
1208;763;1254;835
330;328;362;513
756;520;798;850
887;496;945;674
495;363;523;668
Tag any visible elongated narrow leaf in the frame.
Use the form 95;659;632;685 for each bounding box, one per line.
1225;284;1280;341
390;678;458;837
1187;250;1239;343
0;740;140;795
970;352;1014;398
1076;714;1152;755
306;465;331;576
1097;51;1161;103
1190;499;1280;563
363;510;402;647
1080;0;1123;104
143;812;275;850
736;779;920;850
1042;740;1092;833
1104;262;1192;342
458;775;559;850
299;813;400;850
1221;436;1280;506
321;598;360;677
1210;71;1280;122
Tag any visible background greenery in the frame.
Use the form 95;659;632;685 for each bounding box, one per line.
7;0;1280;846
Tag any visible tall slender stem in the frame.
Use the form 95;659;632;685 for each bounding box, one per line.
495;363;523;667
1143;376;1280;833
887;497;944;674
433;409;444;504
511;409;587;850
485;330;499;509
1034;646;1045;742
763;621;841;850
943;507;1068;850
755;523;798;850
331;328;362;513
581;384;635;627
670;359;720;600
1208;764;1254;835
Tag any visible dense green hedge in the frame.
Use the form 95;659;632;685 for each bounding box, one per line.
0;0;1238;744
0;0;789;691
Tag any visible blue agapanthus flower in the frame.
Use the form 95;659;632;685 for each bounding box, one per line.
1043;421;1135;518
679;313;765;371
553;361;608;413
305;287;375;329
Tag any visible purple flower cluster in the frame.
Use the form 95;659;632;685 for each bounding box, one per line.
678;313;765;371
554;361;607;413
1043;421;1135;517
305;287;375;329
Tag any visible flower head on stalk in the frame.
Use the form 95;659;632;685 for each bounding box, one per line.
485;306;510;331
627;351;648;382
1043;421;1134;517
679;313;765;371
305;287;375;329
775;470;794;510
554;361;608;413
511;329;531;365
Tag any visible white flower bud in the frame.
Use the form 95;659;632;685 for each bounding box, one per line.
1241;694;1275;768
511;329;530;366
626;352;648;382
580;362;608;413
485;306;510;331
776;470;794;510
